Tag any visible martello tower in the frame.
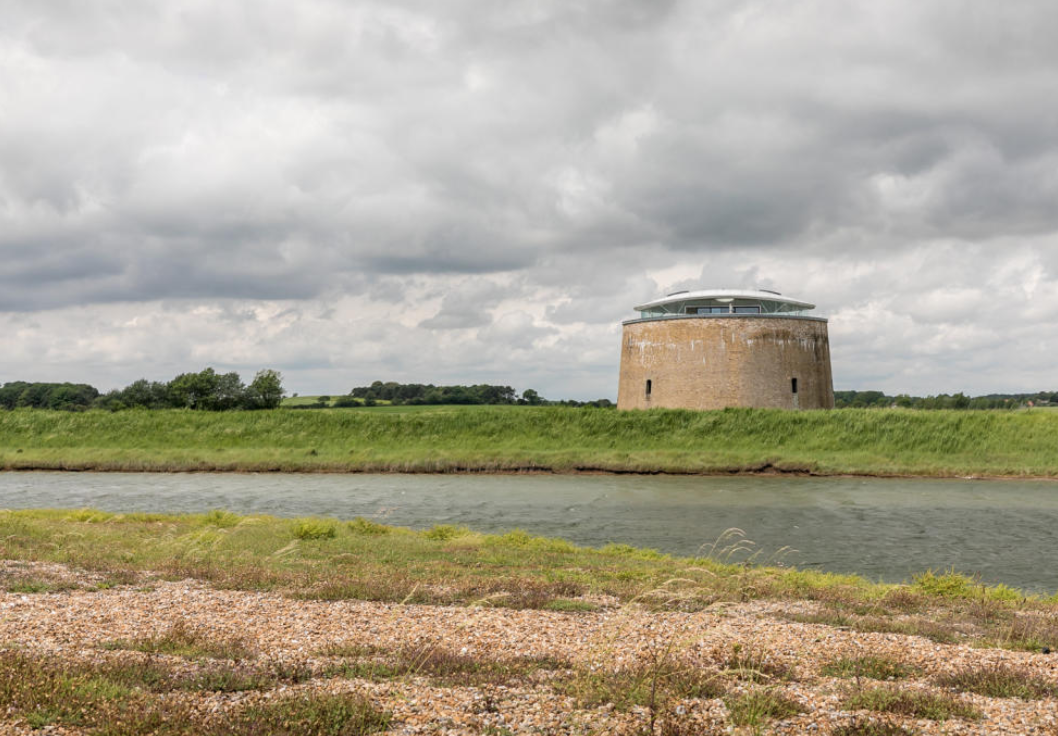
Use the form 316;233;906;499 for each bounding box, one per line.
617;289;834;411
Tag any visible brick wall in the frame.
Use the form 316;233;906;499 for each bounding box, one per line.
617;316;834;410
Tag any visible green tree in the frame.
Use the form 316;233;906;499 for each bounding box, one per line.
246;369;285;409
168;368;221;410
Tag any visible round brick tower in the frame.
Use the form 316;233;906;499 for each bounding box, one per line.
617;289;834;410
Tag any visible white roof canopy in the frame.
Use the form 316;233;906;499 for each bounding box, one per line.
634;288;815;312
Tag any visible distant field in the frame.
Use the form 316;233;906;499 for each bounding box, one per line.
2;406;1058;477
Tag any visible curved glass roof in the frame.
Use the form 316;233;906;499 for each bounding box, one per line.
634;289;814;312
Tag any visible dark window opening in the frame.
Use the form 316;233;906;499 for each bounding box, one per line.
791;378;798;394
646;379;652;396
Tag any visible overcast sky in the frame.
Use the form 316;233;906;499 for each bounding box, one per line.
3;1;1058;399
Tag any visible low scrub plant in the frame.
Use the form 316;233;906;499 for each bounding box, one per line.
347;517;390;535
292;519;338;540
422;524;470;541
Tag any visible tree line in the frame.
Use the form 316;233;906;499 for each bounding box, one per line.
315;381;614;408
0;369;284;411
834;390;1052;410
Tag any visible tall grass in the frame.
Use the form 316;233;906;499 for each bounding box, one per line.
2;406;1058;476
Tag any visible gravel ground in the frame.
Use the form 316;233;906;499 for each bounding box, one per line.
1;564;1057;734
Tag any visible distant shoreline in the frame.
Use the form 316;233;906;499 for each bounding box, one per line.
2;463;1057;482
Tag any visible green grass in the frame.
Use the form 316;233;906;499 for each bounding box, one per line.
0;508;1053;619
3;405;1058;476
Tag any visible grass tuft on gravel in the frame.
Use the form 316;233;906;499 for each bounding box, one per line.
320;641;571;687
0;650;387;735
934;664;1058;700
100;619;254;661
830;720;917;736
843;686;981;721
725;688;805;727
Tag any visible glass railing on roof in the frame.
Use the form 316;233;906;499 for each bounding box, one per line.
636;309;823;319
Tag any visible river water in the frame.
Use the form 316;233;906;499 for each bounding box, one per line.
2;471;1056;592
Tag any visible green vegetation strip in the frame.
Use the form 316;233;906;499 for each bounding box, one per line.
1;509;1054;626
0;650;388;735
3;405;1058;476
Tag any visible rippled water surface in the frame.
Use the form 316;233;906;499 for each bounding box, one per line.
3;471;1058;592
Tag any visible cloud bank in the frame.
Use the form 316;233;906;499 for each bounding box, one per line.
3;1;1058;397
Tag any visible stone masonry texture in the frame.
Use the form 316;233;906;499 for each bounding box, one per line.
617;316;835;410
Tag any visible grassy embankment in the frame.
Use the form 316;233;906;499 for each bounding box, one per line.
3;508;1057;650
3;405;1058;477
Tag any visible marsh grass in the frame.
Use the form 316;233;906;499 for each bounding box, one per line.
4;405;1058;476
843;686;981;721
935;664;1058;700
